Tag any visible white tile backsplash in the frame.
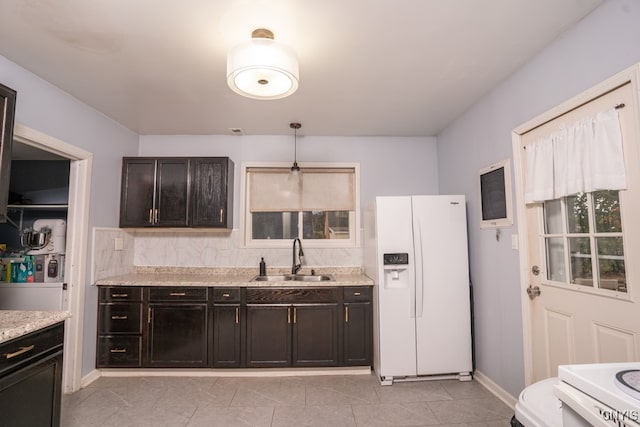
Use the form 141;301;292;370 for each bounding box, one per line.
92;228;135;281
133;230;363;269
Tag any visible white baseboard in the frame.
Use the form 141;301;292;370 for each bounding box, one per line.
473;370;518;410
99;366;371;377
79;369;101;389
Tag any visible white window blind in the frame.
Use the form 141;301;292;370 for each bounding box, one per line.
524;108;627;204
248;167;355;212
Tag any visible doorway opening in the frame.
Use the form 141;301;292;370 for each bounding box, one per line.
12;123;93;394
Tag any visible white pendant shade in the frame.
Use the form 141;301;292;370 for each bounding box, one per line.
227;33;299;100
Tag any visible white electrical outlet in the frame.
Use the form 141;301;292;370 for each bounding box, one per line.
114;237;124;251
511;234;519;250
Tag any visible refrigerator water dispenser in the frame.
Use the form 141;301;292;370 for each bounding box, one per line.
383;253;409;287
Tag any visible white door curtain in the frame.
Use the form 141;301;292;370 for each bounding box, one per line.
524;108;627;204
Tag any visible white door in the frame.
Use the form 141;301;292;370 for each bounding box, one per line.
374;196;417;378
517;80;640;382
412;195;473;376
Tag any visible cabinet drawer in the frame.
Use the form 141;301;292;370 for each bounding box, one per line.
98;303;142;334
246;287;338;303
0;323;64;375
343;286;371;302
149;287;207;302
97;336;142;367
211;287;240;303
99;287;143;302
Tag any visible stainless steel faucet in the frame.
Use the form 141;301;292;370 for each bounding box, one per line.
292;238;304;274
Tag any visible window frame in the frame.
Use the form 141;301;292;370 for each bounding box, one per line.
241;162;361;248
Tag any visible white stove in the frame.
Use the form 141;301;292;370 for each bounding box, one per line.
554;362;640;426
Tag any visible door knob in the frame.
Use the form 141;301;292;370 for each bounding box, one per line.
527;285;541;300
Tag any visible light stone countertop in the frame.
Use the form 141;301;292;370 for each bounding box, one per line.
95;266;374;287
0;310;70;344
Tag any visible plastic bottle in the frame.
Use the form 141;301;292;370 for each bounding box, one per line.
259;257;267;276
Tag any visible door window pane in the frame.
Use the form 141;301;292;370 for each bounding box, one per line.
569;237;592;286
566;193;589;233
593;190;622;233
545;237;566;282
544;199;563;234
596;237;626;292
252;212;298;239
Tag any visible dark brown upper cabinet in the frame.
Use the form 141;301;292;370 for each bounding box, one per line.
0;83;17;223
190;157;234;228
119;157;233;228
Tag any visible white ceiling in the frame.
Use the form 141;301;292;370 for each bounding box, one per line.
0;0;602;137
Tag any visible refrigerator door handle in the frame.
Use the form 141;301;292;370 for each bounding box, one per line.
415;219;424;317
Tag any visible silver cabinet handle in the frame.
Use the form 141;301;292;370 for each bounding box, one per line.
148;209;153;224
110;348;127;353
235;307;239;324
111;293;128;298
345;306;349;323
169;292;186;296
353;292;361;296
111;315;128;320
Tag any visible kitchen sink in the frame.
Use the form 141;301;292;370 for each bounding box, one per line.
291;274;334;282
250;275;294;282
250;274;334;282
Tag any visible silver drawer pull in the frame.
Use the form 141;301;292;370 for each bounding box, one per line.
222;293;230;297
111;293;128;297
111;315;128;320
6;345;35;360
353;292;361;296
169;292;186;296
110;348;127;353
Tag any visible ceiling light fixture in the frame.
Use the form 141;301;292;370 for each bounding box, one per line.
290;122;301;174
227;28;299;100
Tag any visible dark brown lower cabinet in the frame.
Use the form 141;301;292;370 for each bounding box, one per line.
96;285;372;369
245;305;292;367
343;302;372;366
148;303;208;367
211;304;241;367
0;322;64;427
292;304;339;367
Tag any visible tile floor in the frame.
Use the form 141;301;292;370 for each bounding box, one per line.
62;374;515;426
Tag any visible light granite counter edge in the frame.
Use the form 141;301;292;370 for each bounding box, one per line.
95;273;374;287
0;311;70;344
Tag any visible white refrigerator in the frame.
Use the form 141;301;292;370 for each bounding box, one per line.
364;195;473;384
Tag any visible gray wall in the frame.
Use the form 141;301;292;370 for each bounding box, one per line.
139;134;440;226
436;0;640;397
0;55;139;377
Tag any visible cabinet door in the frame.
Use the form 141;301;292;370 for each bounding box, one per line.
0;83;16;223
211;304;241;367
155;158;190;226
343;302;372;366
190;158;233;228
0;350;63;427
292;304;339;367
245;305;291;367
147;303;208;367
119;159;156;227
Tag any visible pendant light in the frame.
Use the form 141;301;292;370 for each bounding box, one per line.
227;29;299;100
290;122;301;175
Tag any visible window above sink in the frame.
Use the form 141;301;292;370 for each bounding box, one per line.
242;163;360;249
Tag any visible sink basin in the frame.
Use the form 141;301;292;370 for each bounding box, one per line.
251;275;294;282
250;274;334;282
291;274;334;282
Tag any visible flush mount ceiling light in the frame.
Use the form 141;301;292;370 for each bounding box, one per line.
227;28;299;100
290;122;301;174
